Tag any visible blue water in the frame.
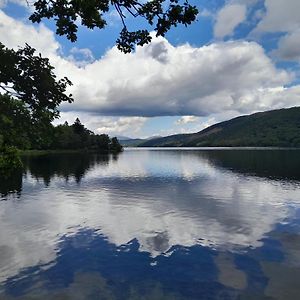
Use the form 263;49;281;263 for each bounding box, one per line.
1;148;300;299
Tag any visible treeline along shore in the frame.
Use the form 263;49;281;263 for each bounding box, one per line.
0;94;122;175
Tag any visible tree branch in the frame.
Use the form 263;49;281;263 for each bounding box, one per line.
114;3;126;28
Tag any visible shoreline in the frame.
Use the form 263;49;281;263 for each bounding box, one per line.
20;149;123;156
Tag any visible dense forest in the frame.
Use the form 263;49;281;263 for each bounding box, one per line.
139;107;300;147
0;94;122;152
0;94;122;174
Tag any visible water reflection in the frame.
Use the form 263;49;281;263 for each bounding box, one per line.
0;149;300;299
200;149;300;181
23;153;111;184
0;153;112;198
0;171;22;198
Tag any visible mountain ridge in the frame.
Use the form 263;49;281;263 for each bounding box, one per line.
138;107;300;147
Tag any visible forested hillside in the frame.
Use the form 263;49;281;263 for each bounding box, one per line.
139;107;300;147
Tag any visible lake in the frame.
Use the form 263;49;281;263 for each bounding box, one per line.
1;148;300;300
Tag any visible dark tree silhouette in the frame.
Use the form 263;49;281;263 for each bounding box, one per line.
29;0;199;53
0;42;73;123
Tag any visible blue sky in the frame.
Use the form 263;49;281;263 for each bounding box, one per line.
1;0;300;138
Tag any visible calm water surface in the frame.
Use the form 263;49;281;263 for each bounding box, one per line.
1;148;300;299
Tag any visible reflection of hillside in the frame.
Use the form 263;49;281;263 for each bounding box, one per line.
198;150;300;182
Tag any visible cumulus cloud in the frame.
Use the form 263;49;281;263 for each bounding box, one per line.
176;116;199;125
272;29;300;62
0;10;60;58
144;40;169;63
254;0;300;33
252;0;300;64
94;117;147;136
54;112;147;137
65;39;292;117
0;9;299;123
66;47;95;67
214;4;247;38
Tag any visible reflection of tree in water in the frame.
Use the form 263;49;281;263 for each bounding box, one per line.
0;153;120;197
23;153;114;185
0;170;22;198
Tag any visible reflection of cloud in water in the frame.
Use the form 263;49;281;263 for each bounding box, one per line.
86;150;218;180
0;150;300;283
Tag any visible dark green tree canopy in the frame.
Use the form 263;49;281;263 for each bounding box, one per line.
29;0;199;53
0;42;73;122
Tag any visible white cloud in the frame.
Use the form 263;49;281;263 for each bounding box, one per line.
251;0;300;64
214;4;247;38
94;117;147;136
54;113;147;137
67;38;292;117
66;47;95;67
0;10;59;56
198;8;214;18
176;116;199;125
254;0;300;33
159;116;224;137
272;29;300;63
0;9;299;123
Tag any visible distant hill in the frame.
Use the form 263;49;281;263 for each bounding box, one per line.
115;136;133;141
139;107;300;147
120;136;163;147
120;138;146;147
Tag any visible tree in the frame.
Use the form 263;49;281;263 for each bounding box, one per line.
0;42;74;148
29;0;198;53
110;137;123;153
0;94;32;149
72;118;85;135
0;42;74;172
0;42;73;123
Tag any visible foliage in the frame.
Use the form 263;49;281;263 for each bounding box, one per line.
0;96;123;153
139;107;300;147
53;119;123;153
0;40;74;174
0;94;32;149
0;95;122;173
0;146;23;177
111;137;123;153
0;42;73;123
0;93;59;151
29;0;198;53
